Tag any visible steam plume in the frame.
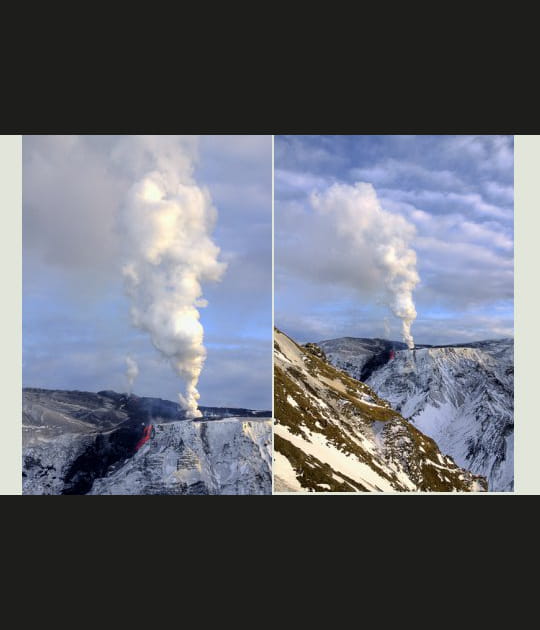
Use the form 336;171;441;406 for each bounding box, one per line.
383;317;391;339
125;355;138;393
310;182;419;349
118;137;226;418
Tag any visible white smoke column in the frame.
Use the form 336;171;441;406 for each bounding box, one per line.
383;317;391;339
117;137;227;418
125;356;139;393
310;182;420;349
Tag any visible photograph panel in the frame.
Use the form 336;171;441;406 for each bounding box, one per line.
23;135;272;495
273;135;513;493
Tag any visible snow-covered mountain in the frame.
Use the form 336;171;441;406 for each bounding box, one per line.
274;329;487;492
88;419;271;495
23;388;272;495
318;337;514;492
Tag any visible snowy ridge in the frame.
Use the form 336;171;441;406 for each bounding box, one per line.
274;329;487;493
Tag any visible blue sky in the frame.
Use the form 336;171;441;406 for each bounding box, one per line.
23;136;272;410
275;135;514;345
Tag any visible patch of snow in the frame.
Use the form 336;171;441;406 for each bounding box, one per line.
286;394;299;408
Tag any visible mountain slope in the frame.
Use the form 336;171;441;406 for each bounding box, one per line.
23;388;271;495
88;418;271;495
365;342;513;492
274;329;487;492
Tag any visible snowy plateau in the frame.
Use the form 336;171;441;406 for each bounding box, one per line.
23;388;272;495
274;329;488;493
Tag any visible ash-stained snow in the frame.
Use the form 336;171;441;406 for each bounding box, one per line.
274;329;487;493
318;337;408;381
